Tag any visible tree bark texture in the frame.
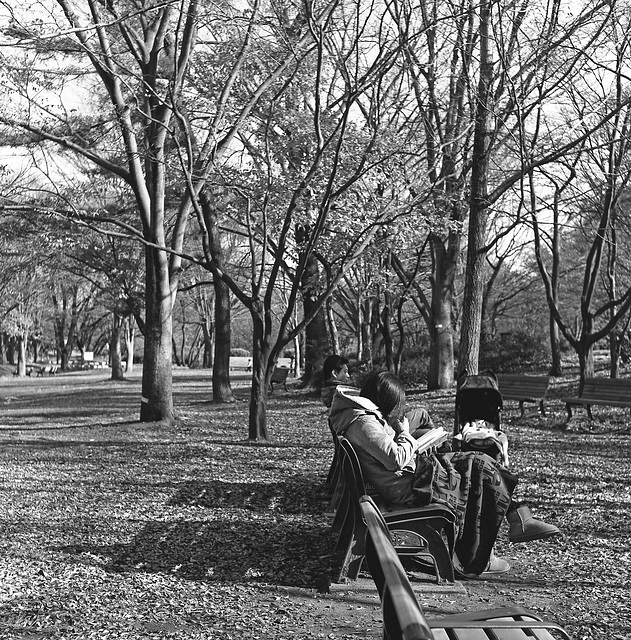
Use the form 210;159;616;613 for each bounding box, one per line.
110;314;125;380
140;247;174;424
428;236;457;389
459;0;493;376
301;252;330;384
213;276;234;402
202;192;234;403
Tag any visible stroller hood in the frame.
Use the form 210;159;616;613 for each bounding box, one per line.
455;370;503;427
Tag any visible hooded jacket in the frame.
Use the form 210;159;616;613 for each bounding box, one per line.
329;386;421;506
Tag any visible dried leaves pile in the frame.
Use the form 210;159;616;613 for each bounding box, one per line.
0;370;628;639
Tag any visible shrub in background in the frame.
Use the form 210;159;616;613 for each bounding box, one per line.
479;331;549;373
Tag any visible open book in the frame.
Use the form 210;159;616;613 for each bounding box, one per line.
415;426;450;454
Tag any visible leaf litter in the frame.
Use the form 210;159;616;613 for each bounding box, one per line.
0;369;628;639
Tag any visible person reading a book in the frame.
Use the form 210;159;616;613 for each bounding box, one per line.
329;370;560;578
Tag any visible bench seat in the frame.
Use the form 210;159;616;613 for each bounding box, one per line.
496;374;550;416
561;377;631;421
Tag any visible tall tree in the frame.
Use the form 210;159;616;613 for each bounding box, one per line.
185;0;428;439
0;1;341;422
526;4;631;388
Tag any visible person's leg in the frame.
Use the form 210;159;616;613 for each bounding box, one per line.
406;407;434;438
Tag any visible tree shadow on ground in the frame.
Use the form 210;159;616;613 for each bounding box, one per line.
167;477;328;515
58;517;334;591
56;475;335;591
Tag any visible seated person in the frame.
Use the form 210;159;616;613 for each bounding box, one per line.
321;356;433;435
329;370;560;578
320;355;353;407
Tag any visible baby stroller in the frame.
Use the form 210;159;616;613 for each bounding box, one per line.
453;370;509;467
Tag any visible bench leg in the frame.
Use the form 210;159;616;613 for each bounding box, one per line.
565;403;573;423
587;405;593;421
539;399;546;416
398;524;455;583
519;400;526;417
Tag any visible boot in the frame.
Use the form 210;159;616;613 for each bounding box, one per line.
508;504;560;543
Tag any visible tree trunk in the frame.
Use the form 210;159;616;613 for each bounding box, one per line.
428;236;456;389
325;297;340;355
125;318;135;373
292;335;301;378
140;246;174;424
301;252;330;384
201;191;234;402
360;298;374;366
549;314;563;376
459;0;493;376
213;275;234;402
110;314;125;380
201;321;213;368
381;293;394;371
17;334;27;377
248;312;271;441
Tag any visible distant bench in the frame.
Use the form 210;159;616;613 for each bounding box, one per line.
229;357;252;372
36;365;59;376
14;364;59;377
496;374;550;417
561;377;631;422
269;367;289;392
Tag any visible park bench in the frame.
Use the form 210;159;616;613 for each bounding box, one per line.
331;436;455;584
360;494;571;640
229;356;252;372
561;376;631;422
14;365;49;377
496;373;550;416
269;366;290;392
36;365;59;376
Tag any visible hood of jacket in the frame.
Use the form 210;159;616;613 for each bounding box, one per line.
329;386;383;434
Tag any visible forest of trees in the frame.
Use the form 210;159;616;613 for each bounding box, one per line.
2;0;631;440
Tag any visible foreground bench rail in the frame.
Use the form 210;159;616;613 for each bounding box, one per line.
496;374;550;416
360;495;571;640
561;377;631;422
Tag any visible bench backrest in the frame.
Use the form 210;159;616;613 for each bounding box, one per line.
496;374;549;396
580;377;631;400
339;436;369;502
361;495;435;640
271;367;289;382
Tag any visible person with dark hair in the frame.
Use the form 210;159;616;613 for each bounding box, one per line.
329;370;560;578
320;355;353;408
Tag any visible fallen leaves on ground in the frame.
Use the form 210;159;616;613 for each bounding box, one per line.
0;369;628;639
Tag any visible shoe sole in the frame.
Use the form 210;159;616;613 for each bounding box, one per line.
510;528;561;543
454;566;511;580
453;560;511;579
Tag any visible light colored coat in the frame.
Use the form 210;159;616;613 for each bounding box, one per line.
329;386;421;506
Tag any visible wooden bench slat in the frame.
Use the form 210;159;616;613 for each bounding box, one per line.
429;623;559;640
